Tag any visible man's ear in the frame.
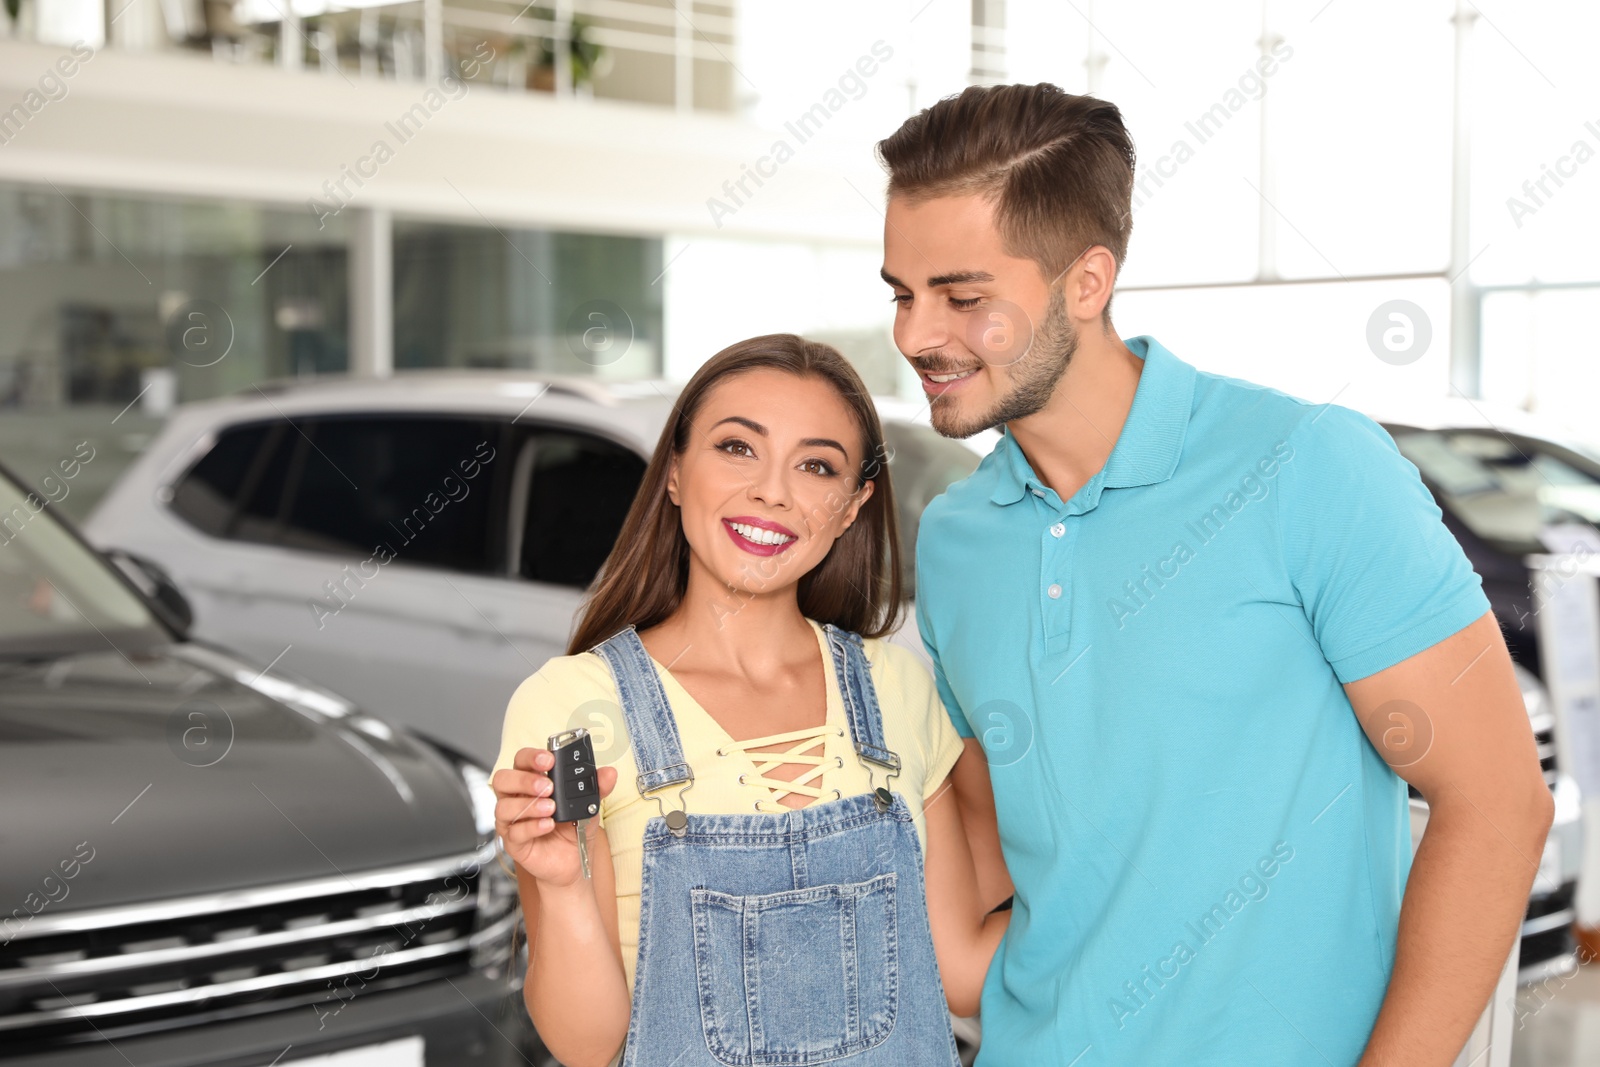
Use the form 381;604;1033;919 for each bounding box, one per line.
1065;245;1118;323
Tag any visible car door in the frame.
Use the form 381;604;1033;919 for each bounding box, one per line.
165;412;526;760
481;421;649;680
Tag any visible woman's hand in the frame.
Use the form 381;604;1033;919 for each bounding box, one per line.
491;747;618;888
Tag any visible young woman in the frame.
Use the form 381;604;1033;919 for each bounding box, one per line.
490;334;1011;1067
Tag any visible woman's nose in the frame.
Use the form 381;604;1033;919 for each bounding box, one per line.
745;461;793;510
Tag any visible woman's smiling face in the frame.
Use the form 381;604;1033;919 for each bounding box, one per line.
668;367;875;600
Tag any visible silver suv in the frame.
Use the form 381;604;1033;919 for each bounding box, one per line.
84;373;992;765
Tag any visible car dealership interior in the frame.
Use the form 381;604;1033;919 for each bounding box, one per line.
1;1;1598;1065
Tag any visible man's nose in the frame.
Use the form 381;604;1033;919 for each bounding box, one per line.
896;294;953;361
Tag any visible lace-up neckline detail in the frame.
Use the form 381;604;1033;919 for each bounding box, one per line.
720;725;846;813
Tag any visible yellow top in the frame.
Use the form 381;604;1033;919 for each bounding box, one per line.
494;619;966;993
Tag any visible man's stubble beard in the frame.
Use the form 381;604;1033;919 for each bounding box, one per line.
929;287;1078;439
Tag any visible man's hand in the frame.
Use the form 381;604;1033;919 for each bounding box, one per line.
1347;612;1554;1066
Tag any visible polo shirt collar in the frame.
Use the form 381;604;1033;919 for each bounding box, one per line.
988;335;1196;506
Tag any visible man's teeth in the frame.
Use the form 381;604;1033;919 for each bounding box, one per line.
730;522;795;546
927;369;977;384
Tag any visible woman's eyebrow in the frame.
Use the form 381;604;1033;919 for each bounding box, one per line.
709;415;766;434
801;437;848;457
709;417;848;458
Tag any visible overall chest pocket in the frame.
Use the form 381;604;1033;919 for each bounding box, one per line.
689;873;899;1066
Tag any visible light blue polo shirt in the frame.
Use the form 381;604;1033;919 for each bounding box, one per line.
915;336;1490;1066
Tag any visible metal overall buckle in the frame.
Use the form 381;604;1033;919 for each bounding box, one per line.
646;778;694;836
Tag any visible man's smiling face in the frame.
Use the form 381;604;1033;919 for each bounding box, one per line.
881;191;1076;438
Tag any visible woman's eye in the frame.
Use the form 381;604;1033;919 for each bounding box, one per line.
716;438;755;458
949;296;981;310
800;458;838;477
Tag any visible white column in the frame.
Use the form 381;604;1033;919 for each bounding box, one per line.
674;0;693;111
1447;0;1480;397
349;207;393;378
422;0;442;85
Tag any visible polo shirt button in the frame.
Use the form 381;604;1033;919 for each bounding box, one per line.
1050;522;1065;538
1047;583;1062;599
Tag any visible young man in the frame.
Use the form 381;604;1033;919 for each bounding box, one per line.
880;84;1554;1066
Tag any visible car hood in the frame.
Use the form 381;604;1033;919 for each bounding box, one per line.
0;641;480;916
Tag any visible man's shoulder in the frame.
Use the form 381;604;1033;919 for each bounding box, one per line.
1187;368;1391;455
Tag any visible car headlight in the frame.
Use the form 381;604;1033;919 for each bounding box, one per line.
456;760;498;840
452;760;523;979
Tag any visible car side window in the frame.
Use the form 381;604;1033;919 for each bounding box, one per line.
171;414;502;573
168;422;281;537
517;430;646;588
276;416;502;573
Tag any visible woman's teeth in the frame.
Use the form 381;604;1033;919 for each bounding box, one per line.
928;369;977;384
730;521;795;546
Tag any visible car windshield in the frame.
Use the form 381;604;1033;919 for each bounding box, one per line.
882;420;985;595
1391;428;1600;555
0;471;165;658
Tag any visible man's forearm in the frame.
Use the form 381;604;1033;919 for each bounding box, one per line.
1359;789;1552;1066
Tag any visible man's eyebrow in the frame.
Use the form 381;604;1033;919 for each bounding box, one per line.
926;269;995;287
879;267;997;289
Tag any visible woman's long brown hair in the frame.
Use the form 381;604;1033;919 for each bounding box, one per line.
566;334;903;654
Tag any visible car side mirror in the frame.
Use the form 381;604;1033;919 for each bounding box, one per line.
105;548;194;636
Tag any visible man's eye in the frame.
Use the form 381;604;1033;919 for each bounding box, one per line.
889;293;912;306
949;297;981;310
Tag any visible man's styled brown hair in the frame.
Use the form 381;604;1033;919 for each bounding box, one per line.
876;83;1137;292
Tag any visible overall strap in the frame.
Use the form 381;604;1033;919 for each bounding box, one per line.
591;627;694;796
822;623;901;775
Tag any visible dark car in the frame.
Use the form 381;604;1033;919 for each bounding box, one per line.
1374;404;1600;984
0;462;543;1066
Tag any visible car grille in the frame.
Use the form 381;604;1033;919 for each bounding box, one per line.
0;845;514;1049
1535;722;1559;788
1520;882;1578;977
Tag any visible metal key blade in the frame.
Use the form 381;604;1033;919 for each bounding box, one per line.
576;818;591;879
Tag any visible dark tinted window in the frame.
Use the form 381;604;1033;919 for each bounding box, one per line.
169;422;280;537
277;417;501;573
519;431;646;588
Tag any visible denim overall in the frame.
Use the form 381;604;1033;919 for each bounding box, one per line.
592;624;961;1067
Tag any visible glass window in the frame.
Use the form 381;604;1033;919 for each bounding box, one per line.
393;222;663;378
0;474;162;657
168;422;278;537
517;430;646;588
0;182;348;518
274;416;503;573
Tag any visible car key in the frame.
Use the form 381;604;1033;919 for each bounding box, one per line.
547;729;599;879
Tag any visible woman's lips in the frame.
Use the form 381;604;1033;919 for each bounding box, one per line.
722;517;798;557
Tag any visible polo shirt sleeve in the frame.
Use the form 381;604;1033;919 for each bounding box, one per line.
914;553;974;739
1277;403;1491;684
